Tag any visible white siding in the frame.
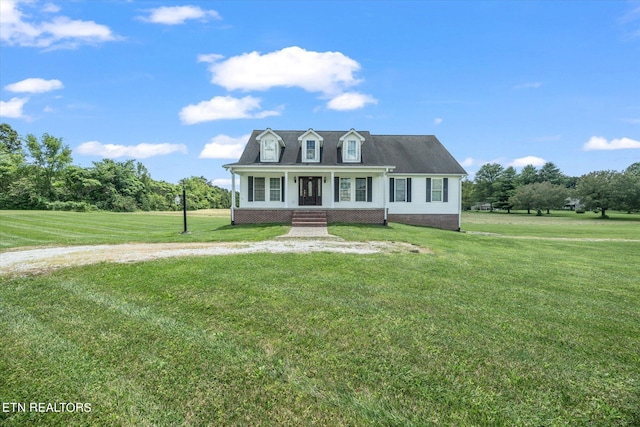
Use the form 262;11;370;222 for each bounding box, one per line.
387;175;461;215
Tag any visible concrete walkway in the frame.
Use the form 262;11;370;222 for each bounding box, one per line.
280;226;336;238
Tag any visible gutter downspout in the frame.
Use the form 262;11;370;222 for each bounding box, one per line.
383;167;390;226
458;177;462;231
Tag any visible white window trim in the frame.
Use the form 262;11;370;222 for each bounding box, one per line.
344;139;360;162
269;177;281;202
355;177;367;202
304;139;320;162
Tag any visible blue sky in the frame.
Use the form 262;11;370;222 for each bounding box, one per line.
1;0;639;187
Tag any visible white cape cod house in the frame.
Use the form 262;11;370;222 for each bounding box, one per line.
223;128;467;230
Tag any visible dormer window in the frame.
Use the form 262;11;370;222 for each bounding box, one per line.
305;140;317;161
257;128;284;162
345;140;358;161
339;129;365;163
262;139;277;161
298;129;323;163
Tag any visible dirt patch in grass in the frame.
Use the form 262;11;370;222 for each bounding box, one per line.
0;239;431;276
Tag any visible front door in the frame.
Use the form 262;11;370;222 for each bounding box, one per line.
299;177;322;206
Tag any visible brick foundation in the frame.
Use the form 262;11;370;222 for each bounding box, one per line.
325;209;385;224
232;209;460;230
233;209;293;224
387;213;460;231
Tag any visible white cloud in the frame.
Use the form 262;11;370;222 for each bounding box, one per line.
199;134;249;159
76;141;187;159
211;177;240;190
179;95;281;124
42;3;61;14
197;53;224;63
583;136;640;151
460;157;477;168
0;97;29;118
513;82;543;89
5;77;63;93
326;92;377;111
205;46;363;95
0;0;117;49
433;117;443;125
139;5;221;25
509;156;547;167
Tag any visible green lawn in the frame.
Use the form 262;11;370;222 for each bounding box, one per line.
0;210;287;249
1;210;639;426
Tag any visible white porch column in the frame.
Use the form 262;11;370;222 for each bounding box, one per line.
284;171;288;208
230;170;236;225
330;171;335;208
383;169;389;225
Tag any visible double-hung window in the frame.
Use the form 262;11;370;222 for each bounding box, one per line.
355;178;367;202
340;178;351;201
431;178;443;202
342;139;360;162
305;140;316;161
395;178;406;202
269;177;281;201
426;177;448;202
254;177;265;201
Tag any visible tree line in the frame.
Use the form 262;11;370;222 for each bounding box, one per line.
0;123;235;212
463;160;640;217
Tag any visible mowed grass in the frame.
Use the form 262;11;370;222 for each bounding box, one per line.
1;211;639;425
0;210;287;249
461;210;640;239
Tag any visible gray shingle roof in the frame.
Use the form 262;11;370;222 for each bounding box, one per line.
228;130;467;175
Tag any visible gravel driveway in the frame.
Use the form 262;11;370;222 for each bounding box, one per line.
0;238;429;276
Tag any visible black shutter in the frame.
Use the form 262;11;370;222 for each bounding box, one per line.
389;178;395;202
248;176;254;202
443;178;449;202
426;178;431;202
281;177;285;202
334;176;340;202
407;178;412;202
367;177;373;202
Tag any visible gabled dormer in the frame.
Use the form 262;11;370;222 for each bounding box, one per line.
257;128;284;162
338;129;365;163
298;128;323;163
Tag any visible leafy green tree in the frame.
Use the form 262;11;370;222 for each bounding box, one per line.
509;183;537;214
461;178;476;210
0;123;21;154
532;181;568;214
494;166;517;212
90;159;145;211
538;162;566;186
0;124;27;207
517;164;539;186
474;163;504;210
616;164;640;213
576;170;620;218
25;133;72;201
